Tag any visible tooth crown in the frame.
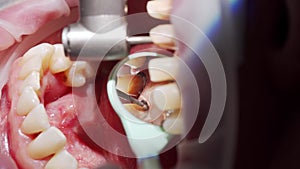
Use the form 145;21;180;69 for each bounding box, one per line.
16;86;40;116
44;150;78;169
27;127;66;159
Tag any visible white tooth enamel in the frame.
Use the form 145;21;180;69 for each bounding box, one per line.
116;75;133;93
49;44;72;74
19;71;40;93
150;83;181;110
21;104;50;134
27;127;66;159
148;57;179;82
45;150;77;169
64;61;93;87
163;112;183;135
125;57;146;69
147;0;172;20
16;86;40;116
22;43;54;72
149;24;176;49
19;54;42;79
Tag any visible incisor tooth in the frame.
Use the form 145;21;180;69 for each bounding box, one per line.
116;75;133;93
16;86;40;116
21;104;50;134
22;43;54;72
149;24;176;50
45;150;77;169
19;71;40;93
27;127;66;159
64;61;93;87
19;54;42;79
150;83;181;110
148;57;179;82
125;57;146;69
163;111;183;135
147;0;172;20
49;44;72;74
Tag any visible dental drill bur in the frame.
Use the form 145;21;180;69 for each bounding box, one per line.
116;89;149;110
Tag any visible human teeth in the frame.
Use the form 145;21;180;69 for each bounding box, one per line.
125;57;146;69
19;54;42;79
45;150;77;169
64;61;93;87
16;86;40;116
21;43;54;72
116;75;133;93
162;111;183;135
19;71;40;93
21;104;50;134
150;83;181;110
147;0;172;20
149;24;176;50
49;44;72;74
148;57;179;82
27;127;66;159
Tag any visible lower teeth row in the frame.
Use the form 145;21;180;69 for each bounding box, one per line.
14;43;93;169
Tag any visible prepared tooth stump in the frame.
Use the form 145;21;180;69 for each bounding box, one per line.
109;52;183;135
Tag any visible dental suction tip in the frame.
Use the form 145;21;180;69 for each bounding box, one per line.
116;89;149;110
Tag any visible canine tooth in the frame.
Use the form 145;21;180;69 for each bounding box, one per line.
27;127;66;159
21;104;50;134
19;55;42;79
64;61;93;87
148;57;179;82
147;0;172;20
163;111;183;135
19;71;40;93
49;44;72;74
16;86;40;116
150;24;176;50
22;43;54;71
150;83;181;110
45;150;77;169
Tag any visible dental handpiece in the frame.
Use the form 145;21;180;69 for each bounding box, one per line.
116;89;149;110
62;0;152;61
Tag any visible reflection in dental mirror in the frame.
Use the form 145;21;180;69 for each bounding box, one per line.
110;52;183;135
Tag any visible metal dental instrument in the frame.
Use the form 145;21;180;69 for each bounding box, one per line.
116;89;149;110
62;0;152;61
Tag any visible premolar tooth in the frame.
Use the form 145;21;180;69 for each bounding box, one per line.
125;57;146;69
16;86;40;116
45;150;77;169
163;111;183;135
49;44;72;74
148;57;179;82
64;61;93;87
21;104;50;134
19;71;40;93
22;43;54;72
150;83;181;110
147;0;172;20
27;127;66;159
19;54;42;79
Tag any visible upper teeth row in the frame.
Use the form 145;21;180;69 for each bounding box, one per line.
15;43;94;169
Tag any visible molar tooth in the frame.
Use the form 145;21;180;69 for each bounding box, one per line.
27;127;66;159
64;61;93;87
49;44;72;74
149;24;176;50
22;43;54;71
147;0;172;20
148;57;179;82
45;150;77;169
125;57;146;69
19;55;42;79
162;111;183;135
150;83;181;110
16;86;40;116
21;104;50;134
116;75;133;93
19;71;40;93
